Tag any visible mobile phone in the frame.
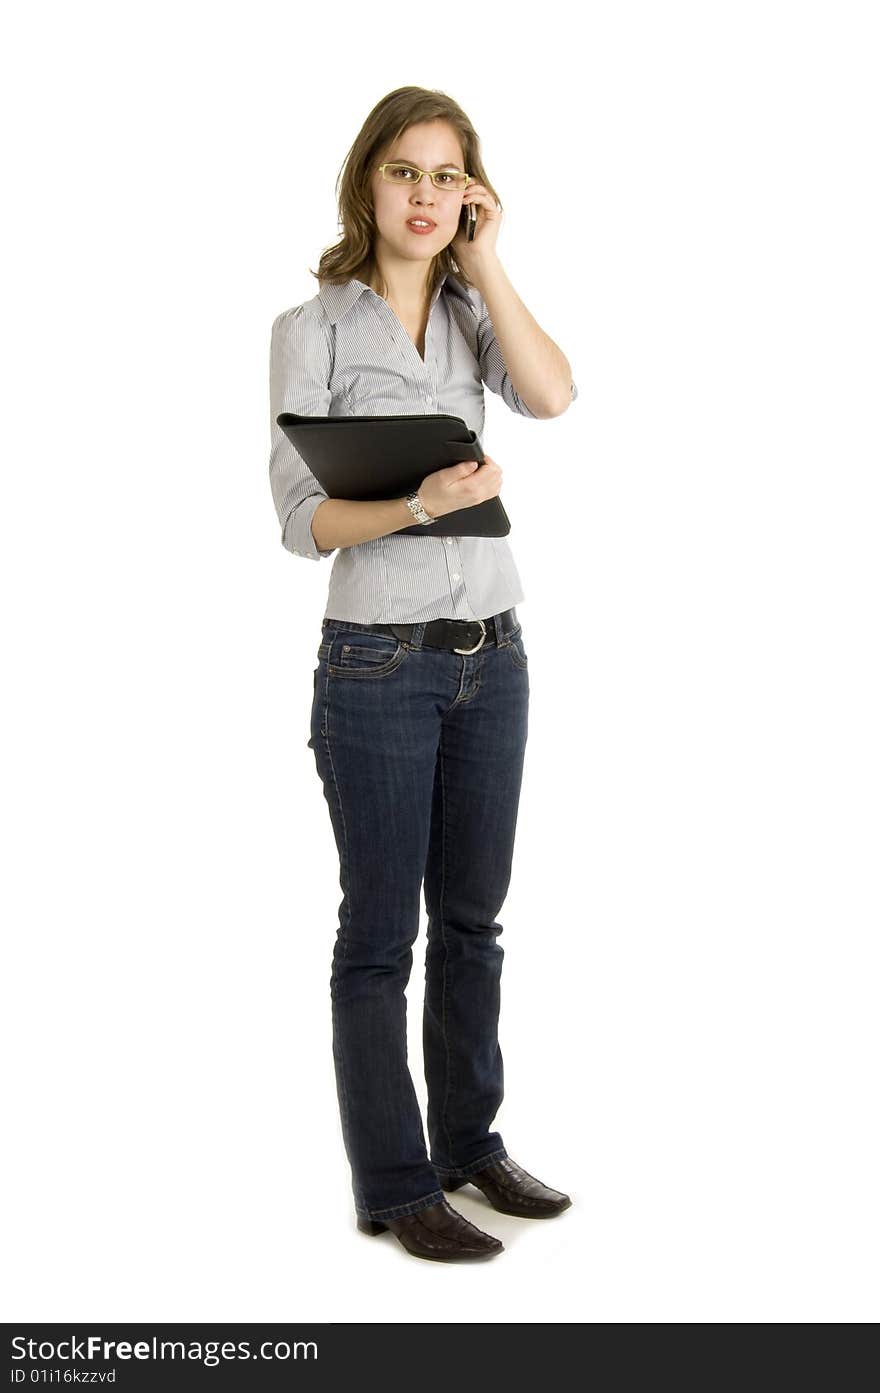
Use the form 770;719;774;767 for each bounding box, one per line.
459;201;477;242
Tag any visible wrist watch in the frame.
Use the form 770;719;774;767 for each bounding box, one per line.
405;490;434;524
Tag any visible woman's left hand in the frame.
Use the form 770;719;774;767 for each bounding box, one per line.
451;182;502;272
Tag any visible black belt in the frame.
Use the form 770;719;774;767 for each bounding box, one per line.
335;608;517;655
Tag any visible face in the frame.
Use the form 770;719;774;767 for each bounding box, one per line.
371;119;467;264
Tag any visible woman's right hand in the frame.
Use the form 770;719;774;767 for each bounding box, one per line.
416;456;503;521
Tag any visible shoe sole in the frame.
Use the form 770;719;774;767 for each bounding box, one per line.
357;1214;504;1259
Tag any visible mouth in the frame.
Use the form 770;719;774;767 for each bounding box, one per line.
406;217;437;233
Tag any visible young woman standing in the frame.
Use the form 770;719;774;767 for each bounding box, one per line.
269;87;577;1263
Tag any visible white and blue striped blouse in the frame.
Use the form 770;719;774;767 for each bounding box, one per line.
268;270;577;623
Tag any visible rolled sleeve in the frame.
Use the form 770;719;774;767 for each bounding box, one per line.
472;288;538;418
268;305;335;561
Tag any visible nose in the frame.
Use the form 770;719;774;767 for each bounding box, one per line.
411;172;435;203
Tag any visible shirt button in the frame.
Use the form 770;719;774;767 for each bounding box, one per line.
445;538;453;546
452;572;460;581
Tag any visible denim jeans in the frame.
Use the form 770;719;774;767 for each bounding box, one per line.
306;607;529;1223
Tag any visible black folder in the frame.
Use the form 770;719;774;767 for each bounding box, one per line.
275;411;510;537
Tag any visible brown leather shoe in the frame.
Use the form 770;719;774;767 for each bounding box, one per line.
357;1197;504;1261
439;1157;572;1218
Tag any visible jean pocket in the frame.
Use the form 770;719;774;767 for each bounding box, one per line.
504;627;528;669
326;632;409;679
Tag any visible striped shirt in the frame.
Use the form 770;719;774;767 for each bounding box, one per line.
268;270;578;623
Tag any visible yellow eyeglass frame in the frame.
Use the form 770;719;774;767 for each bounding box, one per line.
378;162;474;191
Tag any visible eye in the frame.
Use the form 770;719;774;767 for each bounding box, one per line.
436;173;455;184
390;164;417;180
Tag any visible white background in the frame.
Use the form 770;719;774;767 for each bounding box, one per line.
3;0;878;1323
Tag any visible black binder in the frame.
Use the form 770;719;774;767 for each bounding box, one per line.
275;411;510;537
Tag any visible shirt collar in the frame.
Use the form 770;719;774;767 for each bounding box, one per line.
317;270;475;326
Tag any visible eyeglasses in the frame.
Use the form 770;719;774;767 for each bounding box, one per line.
378;162;473;192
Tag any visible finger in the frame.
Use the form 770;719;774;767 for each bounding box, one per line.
462;195;500;218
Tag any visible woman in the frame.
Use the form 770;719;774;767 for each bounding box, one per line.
268;87;578;1263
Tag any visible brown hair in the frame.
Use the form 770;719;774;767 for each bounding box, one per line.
310;86;501;302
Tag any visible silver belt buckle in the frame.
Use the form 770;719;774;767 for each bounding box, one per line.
453;618;487;655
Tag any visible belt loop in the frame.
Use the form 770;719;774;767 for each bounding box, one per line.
387;622;422;649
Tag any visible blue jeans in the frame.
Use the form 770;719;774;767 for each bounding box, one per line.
307;608;529;1222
